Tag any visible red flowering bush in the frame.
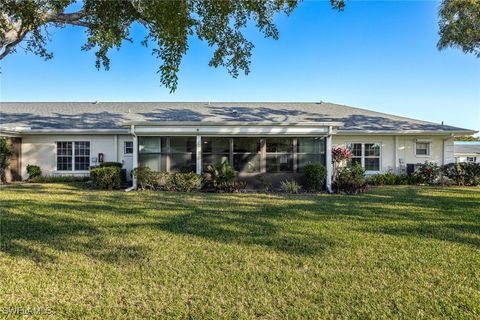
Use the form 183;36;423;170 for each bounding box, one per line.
332;147;352;163
414;161;440;185
332;147;352;181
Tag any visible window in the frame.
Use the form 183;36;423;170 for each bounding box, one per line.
364;143;380;171
415;142;430;156
57;141;90;171
467;157;477;162
347;143;381;172
233;138;261;173
202;137;230;170
74;142;90;171
266;138;294;173
57;142;72;171
169;137;196;172
124;141;133;154
297;137;326;171
139;137;167;171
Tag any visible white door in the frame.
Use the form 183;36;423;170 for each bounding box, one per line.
122;141;134;181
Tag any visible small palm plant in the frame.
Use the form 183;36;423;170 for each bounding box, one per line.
280;179;301;194
205;158;238;192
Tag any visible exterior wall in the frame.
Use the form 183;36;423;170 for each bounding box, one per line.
21;134;120;179
18;133;457;180
332;135;395;173
456;155;480;163
117;135;134;179
333;135;455;174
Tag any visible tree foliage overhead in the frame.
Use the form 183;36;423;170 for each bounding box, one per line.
438;0;480;57
0;0;478;92
0;0;344;91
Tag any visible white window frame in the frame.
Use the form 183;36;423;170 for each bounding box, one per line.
346;142;382;173
415;142;431;157
124;141;133;155
466;156;476;163
55;140;91;172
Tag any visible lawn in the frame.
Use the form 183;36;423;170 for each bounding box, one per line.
1;184;479;319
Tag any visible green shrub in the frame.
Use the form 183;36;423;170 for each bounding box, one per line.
414;161;440;185
334;163;368;194
441;163;465;185
369;172;404;186
0;138;13;184
443;162;480;186
303;163;326;191
133;167;155;190
99;162;123;168
90;166;122;190
280;179;301;194
133;168;202;192
463;162;480;186
205;158;239;192
394;174;410;185
29;176;89;183
170;172;202;192
26;164;42;179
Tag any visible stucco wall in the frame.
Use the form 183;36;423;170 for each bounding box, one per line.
20;134;133;179
20;133;455;179
333;135;455;174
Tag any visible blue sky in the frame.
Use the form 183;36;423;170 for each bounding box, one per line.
1;1;479;131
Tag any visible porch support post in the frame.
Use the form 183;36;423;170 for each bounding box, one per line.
394;135;398;174
196;135;202;174
131;125;138;189
326;127;333;193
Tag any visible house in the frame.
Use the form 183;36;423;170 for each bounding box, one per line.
1;102;476;190
454;141;480;163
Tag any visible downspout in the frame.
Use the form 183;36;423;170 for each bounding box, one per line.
125;124;137;192
326;126;333;193
439;134;454;187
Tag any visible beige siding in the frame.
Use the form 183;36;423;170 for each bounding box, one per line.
333;135;455;174
332;135;395;173
21;134;118;179
117;135;134;179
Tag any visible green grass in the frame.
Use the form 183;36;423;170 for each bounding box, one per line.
1;184;479;319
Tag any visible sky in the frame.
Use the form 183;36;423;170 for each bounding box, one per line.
1;0;479;132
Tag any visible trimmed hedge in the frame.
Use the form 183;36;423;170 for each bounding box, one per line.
99;162;123;168
29;176;89;183
133;167;202;192
90;166;122;190
442;162;480;186
303;163;326;192
26;164;42;179
334;163;368;194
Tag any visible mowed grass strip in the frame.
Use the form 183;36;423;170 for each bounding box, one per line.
0;184;479;319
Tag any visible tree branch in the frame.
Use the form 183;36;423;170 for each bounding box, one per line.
45;10;89;27
0;10;90;60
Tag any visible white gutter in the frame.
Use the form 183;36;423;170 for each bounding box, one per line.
124;121;344;127
5;128;129;135
336;129;477;136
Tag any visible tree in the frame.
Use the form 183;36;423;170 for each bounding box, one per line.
455;135;480;141
1;1;477;93
0;0;345;92
438;0;480;57
0;138;13;184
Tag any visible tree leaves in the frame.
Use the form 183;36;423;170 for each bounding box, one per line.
438;0;480;57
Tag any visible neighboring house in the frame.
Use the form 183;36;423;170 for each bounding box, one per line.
454;141;480;163
0;102;476;190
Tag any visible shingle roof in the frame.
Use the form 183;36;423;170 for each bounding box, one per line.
0;101;474;133
454;142;480;155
